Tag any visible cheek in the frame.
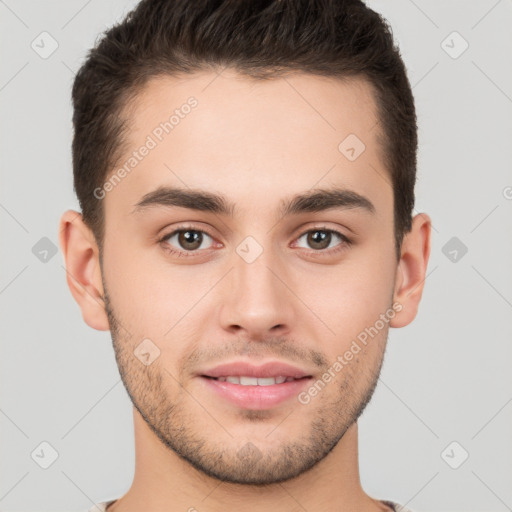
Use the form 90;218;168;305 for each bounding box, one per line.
301;255;395;350
103;241;214;339
103;224;395;342
102;240;167;329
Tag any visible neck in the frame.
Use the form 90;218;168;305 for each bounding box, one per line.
108;408;388;512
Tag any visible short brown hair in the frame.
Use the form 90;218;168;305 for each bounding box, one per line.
72;0;417;260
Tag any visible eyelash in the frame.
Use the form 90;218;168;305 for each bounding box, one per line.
158;224;352;259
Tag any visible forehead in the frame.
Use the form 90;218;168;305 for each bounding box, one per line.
105;70;391;224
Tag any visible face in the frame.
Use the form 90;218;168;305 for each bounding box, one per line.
99;70;400;485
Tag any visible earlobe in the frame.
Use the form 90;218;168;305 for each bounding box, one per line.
58;210;110;331
389;213;432;328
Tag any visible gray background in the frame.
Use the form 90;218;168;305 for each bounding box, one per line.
1;1;511;511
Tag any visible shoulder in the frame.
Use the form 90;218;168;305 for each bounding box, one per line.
87;500;117;512
381;500;418;512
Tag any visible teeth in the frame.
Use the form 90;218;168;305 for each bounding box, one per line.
240;376;258;385
215;376;295;385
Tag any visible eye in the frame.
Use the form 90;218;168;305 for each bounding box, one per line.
158;224;352;259
159;226;214;256
294;227;351;254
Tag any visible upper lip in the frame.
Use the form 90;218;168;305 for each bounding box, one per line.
199;361;313;379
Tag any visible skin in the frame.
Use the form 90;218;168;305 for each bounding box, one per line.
59;70;431;512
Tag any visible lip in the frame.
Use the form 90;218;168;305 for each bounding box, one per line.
199;375;312;410
198;361;313;379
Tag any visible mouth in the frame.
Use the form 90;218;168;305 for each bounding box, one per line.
198;375;313;409
201;375;311;385
196;360;315;409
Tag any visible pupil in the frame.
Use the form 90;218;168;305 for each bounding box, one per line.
180;230;201;250
310;230;330;249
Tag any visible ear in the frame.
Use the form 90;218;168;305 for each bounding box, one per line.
58;210;110;331
389;213;432;328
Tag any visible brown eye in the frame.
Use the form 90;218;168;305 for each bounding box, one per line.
306;230;332;250
295;228;350;253
162;228;214;252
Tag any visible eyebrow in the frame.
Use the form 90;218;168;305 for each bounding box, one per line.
131;186;376;218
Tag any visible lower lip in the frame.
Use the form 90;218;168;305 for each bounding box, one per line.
199;376;312;410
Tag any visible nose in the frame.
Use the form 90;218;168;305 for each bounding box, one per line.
219;242;295;339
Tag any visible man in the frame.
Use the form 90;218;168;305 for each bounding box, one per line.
59;0;431;510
